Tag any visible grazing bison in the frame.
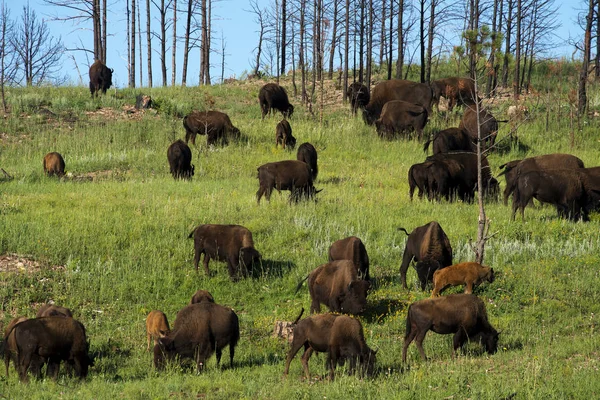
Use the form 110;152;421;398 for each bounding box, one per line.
408;161;437;201
511;169;599;222
14;317;92;382
498;154;585;205
188;224;261;280
375;100;428;140
459;107;502;149
154;302;239;372
399;221;453;290
275;119;296;149
430;77;478;112
283;313;376;381
256;160;319;203
347;82;370;115
328;236;370;281
296;142;318;181
431;262;495;297
88;60;113;97
146;310;171;352
423;128;475;155
402;294;499;362
189;290;215;305
4;316;31;377
297;260;371;315
36;304;73;318
362;79;434;125
258;83;294;119
183;110;241;146
43;152;65;177
167;139;194;180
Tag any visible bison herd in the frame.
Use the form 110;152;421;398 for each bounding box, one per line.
13;69;599;384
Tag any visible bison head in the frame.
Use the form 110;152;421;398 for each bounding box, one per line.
362;108;377;125
154;337;176;370
483;328;499;355
415;260;443;290
360;347;377;378
339;279;370;314
284;104;294;118
240;247;261;276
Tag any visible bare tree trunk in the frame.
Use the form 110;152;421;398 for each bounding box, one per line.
102;0;107;61
160;0;167;86
138;0;143;86
281;0;287;76
579;0;594;115
182;0;192;85
419;0;425;82
171;0;176;86
343;0;349;101
220;31;225;82
200;0;206;84
596;0;600;78
291;15;297;96
513;0;521;99
206;0;211;84
365;0;373;91
358;0;364;83
387;0;393;80
425;0;435;83
328;0;339;80
127;0;131;82
486;0;499;95
473;76;489;264
130;0;136;87
396;0;403;78
94;0;102;61
380;0;386;68
502;0;512;88
146;0;152;87
299;0;306;103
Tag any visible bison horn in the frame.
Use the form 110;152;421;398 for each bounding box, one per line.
110;68;114;73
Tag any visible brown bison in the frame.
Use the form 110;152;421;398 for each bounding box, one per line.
275;119;296;149
4;316;32;377
362;79;434;125
259;83;294;119
423;128;475;154
167;139;194;180
399;221;453;290
14;317;92;382
154;302;239;372
347;82;370;115
402;294;499;362
256;160;319;203
36;304;73;318
43;152;65;177
498;154;585;205
297;260;371;315
328;236;370;281
183;110;241;146
431;262;495;297
408;161;436;201
430;77;478;112
146;310;171;352
88;60;113;97
458;107;502;149
189;290;215;305
296;142;318;181
283;313;376;381
511;169;599;222
375;100;428;140
188;224;261;280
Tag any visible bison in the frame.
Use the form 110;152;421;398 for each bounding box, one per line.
14;317;92;382
275;119;296;149
189;290;215;305
259;83;294;119
328;236;370;281
256;160;320;203
362;79;434;125
88;60;113;97
431;262;495;297
430;77;478;112
399;221;453;290
374;100;428;140
296;142;318;181
36;304;73;318
43;152;65;177
423;127;475;155
498;154;585;205
4;316;32;377
347;82;370;115
154;302;239;372
183;110;241;146
146;310;171;352
283;313;376;381
188;224;261;280
458;107;502;149
297;260;371;315
408;161;437;201
402;294;499;362
167;139;194;180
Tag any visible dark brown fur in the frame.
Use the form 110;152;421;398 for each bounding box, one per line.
154;302;239;372
189;290;215;305
408;161;435;201
4;316;29;377
431;262;495;297
374;100;428;140
36;304;73;318
188;224;261;280
402;294;499;363
43;152;65;177
430;77;478;112
347;82;370;115
146;310;171;352
258;83;294;119
283;313;376;381
183;110;241;146
275;119;296;149
167;139;194;180
423;128;475;154
328;236;370;281
256;160;319;203
88;60;113;97
362;79;434;125
296;142;318;181
458;107;500;149
399;221;453;290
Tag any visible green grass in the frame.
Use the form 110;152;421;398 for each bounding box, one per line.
1;79;600;399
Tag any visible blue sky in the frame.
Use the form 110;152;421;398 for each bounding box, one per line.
7;0;583;87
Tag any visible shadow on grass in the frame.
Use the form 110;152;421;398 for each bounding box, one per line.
235;352;283;369
361;298;410;324
319;176;349;185
90;339;132;376
251;259;296;279
493;135;531;156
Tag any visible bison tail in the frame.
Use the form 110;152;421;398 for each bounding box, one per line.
292;307;305;325
404;305;412;339
294;275;309;295
423;139;432;154
397;227;410;236
188;228;196;239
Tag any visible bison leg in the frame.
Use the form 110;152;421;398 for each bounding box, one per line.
216;347;222;366
202;254;211;276
229;341;235;369
283;340;307;378
399;251;414;290
402;325;419;363
464;281;474;294
309;298;321;314
414;329;429;361
226;257;239;281
46;358;61;380
147;331;152;352
300;345;313;379
17;351;33;383
452;329;468;358
326;347;338;381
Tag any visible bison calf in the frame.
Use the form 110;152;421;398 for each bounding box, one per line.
146;310;171;351
256;160;319;203
402;294;499;363
275;119;296;149
43;152;65;177
189;289;215;305
296;142;318;181
283;313;376;381
431;262;494;297
183;110;241;146
328;236;370;281
167;139;194;180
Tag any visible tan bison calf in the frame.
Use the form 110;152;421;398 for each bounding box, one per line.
43;152;65;177
431;262;495;297
146;310;171;351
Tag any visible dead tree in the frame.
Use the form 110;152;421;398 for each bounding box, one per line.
579;0;595;115
146;0;153;87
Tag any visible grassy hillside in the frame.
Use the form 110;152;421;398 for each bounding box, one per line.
1;78;600;399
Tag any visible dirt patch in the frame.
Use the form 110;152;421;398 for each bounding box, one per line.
0;253;64;274
85;106;158;121
65;169;130;182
